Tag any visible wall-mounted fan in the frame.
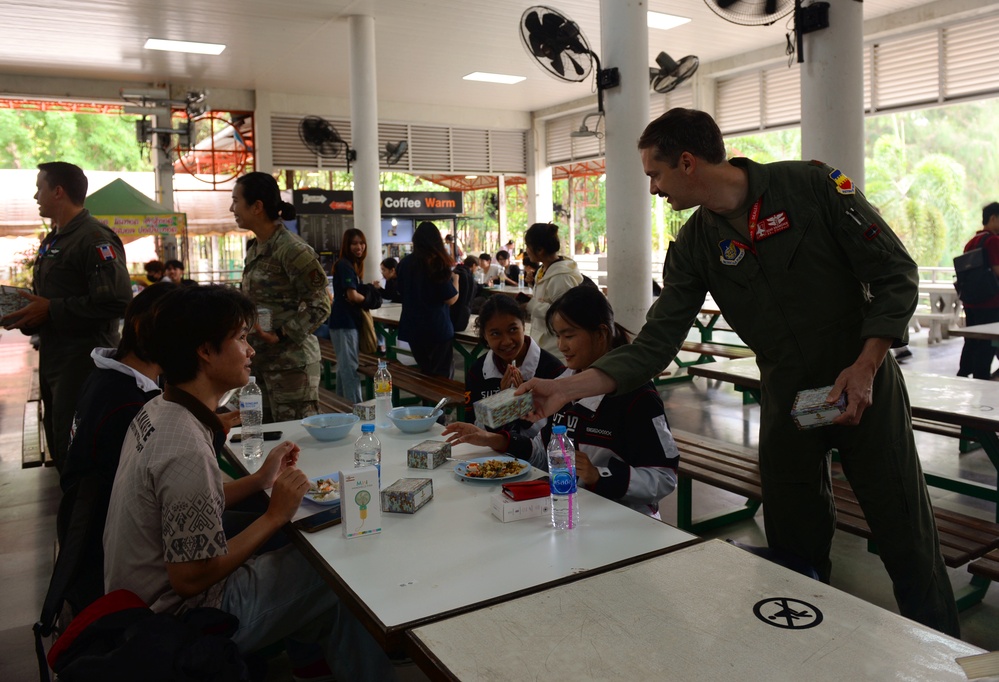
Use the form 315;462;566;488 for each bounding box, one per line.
704;0;829;63
381;140;408;166
519;5;619;113
649;52;699;94
299;115;357;171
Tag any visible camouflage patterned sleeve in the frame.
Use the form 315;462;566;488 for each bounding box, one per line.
279;241;331;342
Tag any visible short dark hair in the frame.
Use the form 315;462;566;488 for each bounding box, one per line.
475;294;527;342
637;108;726;167
37;162;88;205
117;282;177;362
145;260;165;274
984;202;999;226
380;257;398;271
524;222;561;257
496;250;510;260
545;285;631;349
164;259;184;270
149;285;256;385
479;253;492;262
462;255;479;269
235;172;295;221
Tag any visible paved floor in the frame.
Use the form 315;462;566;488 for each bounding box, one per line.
0;327;996;681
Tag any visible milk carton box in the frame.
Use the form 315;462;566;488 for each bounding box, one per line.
339;467;382;538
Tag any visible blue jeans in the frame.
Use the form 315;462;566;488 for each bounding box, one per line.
222;545;396;682
330;327;362;404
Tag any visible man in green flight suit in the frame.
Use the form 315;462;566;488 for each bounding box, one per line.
2;162;132;469
521;109;960;637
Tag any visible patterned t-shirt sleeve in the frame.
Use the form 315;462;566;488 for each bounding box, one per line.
157;437;227;563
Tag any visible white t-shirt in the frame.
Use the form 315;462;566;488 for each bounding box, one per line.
104;391;227;613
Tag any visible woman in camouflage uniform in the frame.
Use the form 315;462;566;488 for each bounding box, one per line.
232;173;331;422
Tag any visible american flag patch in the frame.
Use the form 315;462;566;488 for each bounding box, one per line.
96;243;116;261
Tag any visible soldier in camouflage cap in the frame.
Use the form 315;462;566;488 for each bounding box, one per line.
232;172;330;422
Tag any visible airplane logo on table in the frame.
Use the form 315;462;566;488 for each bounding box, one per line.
753;597;824;629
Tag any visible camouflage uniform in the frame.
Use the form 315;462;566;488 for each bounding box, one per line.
243;225;330;422
594;158;959;636
33;209;133;468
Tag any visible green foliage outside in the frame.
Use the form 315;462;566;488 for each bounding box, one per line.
0;110;152;171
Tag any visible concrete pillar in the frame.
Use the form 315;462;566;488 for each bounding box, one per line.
801;0;865;189
152;133;178;262
349;14;383;277
497;174;507;245
600;0;651;333
567;175;576;257
527;119;553;226
253;92;274;174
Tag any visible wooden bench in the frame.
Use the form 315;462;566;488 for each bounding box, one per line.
317;338;466;419
22;368;49;469
317;387;356;414
671;429;999;609
963;550;999;608
655;342;756;387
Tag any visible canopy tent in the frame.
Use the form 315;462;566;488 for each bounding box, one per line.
84;178;186;243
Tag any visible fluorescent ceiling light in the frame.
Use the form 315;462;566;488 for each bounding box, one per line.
463;72;526;85
465;175;479;179
647;11;690;31
144;38;226;55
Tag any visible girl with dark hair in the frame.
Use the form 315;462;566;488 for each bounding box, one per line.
373;256;401;303
233;172;330;421
463;295;564;437
444;286;678;517
328;228;367;403
524;222;582;361
396;221;459;378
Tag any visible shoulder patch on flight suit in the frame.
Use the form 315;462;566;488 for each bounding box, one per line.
308;269;326;289
828;168;855;195
719;239;746;266
95;242;117;261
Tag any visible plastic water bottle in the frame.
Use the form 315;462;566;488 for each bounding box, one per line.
517;271;525;290
354;424;381;488
374;360;393;428
239;376;264;460
547;425;578;529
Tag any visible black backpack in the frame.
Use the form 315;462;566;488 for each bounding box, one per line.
954;233;999;304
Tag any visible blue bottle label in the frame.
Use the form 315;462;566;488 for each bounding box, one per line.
550;469;577;495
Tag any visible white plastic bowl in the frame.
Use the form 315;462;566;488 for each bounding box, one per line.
387;406;439;433
302;413;359;441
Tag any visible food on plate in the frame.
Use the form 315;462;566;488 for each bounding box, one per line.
399;415;428;420
464;459;526;479
307;477;339;501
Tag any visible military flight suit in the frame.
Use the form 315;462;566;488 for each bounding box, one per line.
243;225;330;422
32;209;132;469
593;157;960;636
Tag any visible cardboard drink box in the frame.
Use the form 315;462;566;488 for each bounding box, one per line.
338;467;382;538
491;493;551;523
407;440;450;469
381;478;433;513
474;388;533;429
790;386;847;429
353;399;376;421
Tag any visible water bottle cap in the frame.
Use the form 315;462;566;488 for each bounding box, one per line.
361;424;375;432
552;425;567;435
378;359;386;368
248;376;255;384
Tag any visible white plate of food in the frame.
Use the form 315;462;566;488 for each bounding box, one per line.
305;475;340;505
453;456;530;482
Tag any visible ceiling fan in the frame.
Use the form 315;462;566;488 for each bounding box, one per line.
704;0;830;63
298;116;357;171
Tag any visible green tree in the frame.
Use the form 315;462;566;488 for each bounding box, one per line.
0;109;151;171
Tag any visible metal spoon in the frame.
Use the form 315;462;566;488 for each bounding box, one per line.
430;396;449;418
